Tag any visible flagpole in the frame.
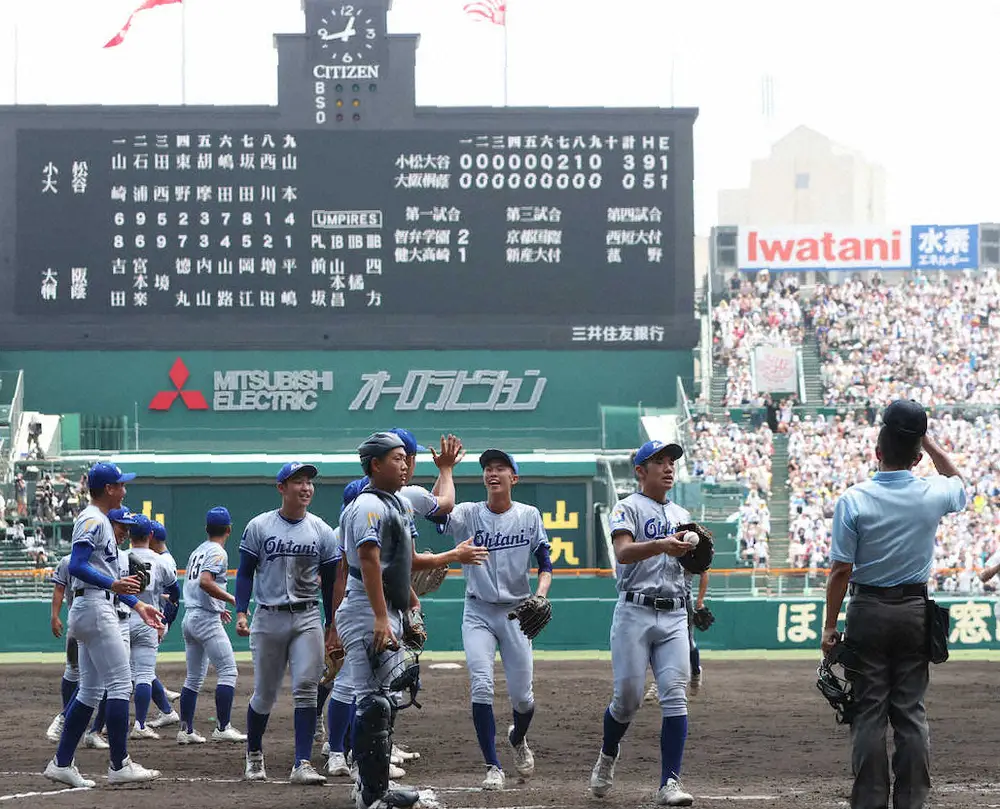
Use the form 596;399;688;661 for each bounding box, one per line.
502;8;508;106
12;20;19;104
180;0;187;104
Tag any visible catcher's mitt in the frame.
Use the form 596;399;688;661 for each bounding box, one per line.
128;552;152;591
402;607;428;650
321;646;346;686
674;522;714;575
692;605;715;632
507;595;552;640
411;558;448;597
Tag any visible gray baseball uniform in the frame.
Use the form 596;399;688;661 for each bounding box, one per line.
182;540;238;691
52;556;78;683
241;510;338;713
128;547;175;687
443;501;549;713
608;493;691;722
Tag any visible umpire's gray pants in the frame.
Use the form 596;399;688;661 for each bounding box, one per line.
845;592;930;809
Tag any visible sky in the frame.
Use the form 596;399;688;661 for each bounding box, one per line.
0;0;997;235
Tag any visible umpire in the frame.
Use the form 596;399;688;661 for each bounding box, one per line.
821;399;966;809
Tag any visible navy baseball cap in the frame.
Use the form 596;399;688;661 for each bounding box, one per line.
479;449;518;475
150;520;167;542
128;513;152;537
882;399;928;437
276;462;318;484
206;506;232;527
108;507;138;525
343;478;368;506
88;462;136;489
388;428;426;455
635;440;684;466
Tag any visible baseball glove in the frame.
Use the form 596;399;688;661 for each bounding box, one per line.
128;552;152;591
402;608;428;650
411;559;448;597
321;646;346;686
507;595;552;640
674;522;715;575
692;605;715;632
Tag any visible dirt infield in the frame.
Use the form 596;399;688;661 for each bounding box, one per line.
3;658;1000;808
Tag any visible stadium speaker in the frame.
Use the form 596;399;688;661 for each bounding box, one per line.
711;226;738;271
980;223;1000;267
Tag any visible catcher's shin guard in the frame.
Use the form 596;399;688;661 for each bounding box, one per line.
355;694;393;805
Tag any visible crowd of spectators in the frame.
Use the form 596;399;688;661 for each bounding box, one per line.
0;470;88;568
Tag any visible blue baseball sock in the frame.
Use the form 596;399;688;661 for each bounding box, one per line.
293;707;316;764
509;707;534;746
246;706;270;753
345;701;357;754
55;699;94;767
690;646;701;675
134;683;152;727
601;707;629;757
316;682;332;718
105;698;130;770
327;698;353;754
660;714;688;786
471;702;500;768
150;678;172;714
90;694;107;733
60;679;77;711
215;685;235;731
179;687;199;733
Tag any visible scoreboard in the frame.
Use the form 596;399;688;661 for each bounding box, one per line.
0;0;698;351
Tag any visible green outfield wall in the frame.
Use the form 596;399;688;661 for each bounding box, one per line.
9;585;999;655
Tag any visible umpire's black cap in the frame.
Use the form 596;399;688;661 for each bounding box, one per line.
882;399;928;438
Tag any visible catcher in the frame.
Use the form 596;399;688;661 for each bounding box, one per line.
437;448;553;791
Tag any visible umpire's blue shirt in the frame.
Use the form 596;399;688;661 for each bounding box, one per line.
830;470;967;587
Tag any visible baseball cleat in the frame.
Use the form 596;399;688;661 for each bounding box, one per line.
508;725;535;777
245;751;266;781
482;765;505;791
314;725;326;743
355;787;421;808
656;778;694;806
689;669;702;696
147;710;180;728
389;762;406;779
322;741;331;756
163;687;181;701
290;759;327;785
130;721;161;740
391;743;420;761
177;729;207;745
327;751;351;776
43;758;95;788
212;724;247;743
644;682;659;703
107;756;161;784
83;732;109;749
590;749;618;797
46;713;65;742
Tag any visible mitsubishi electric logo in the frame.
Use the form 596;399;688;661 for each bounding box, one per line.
148;358;210;411
148;358;335;413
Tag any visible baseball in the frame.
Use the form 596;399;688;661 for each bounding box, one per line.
683;531;700;547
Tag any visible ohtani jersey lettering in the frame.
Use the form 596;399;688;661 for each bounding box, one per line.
609;492;690;599
240;510;338;605
444;501;549;604
341;490;415;597
184;541;229;613
71;504;119;588
129;546;177;607
51;555;74;607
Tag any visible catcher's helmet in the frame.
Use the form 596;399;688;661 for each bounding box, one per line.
358;432;406;475
364;634;422;709
816;640;862;725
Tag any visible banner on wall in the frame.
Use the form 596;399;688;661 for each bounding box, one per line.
753;345;798;393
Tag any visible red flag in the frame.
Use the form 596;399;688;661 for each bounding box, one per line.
104;0;183;48
464;0;506;26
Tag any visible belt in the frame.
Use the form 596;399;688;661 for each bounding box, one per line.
348;566;362;581
73;588;120;606
850;582;927;599
118;611;130;621
625;591;687;611
258;601;316;613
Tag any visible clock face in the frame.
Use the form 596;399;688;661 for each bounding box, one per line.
316;4;380;64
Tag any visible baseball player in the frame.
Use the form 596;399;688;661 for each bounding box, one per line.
46;554;78;743
147;519;183;727
43;463;165;788
437;448;551;791
589;440;697;807
178;506;246;743
126;514;180;739
236;461;339;784
324;430;465;776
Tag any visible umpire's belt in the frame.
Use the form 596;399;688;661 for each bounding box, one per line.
849;582;927;599
625;591;687;611
258;601;316;613
73;588;120;606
